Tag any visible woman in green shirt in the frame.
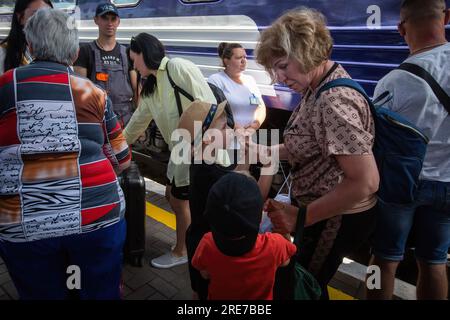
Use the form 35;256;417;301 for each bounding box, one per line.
125;33;216;269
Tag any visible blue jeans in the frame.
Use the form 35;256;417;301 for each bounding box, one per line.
373;180;450;264
0;219;126;300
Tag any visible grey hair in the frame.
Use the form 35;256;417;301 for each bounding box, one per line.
24;8;79;66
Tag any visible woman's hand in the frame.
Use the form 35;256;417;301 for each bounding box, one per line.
264;199;299;234
245;120;261;130
234;127;257;169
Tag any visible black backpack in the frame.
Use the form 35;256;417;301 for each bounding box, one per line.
316;64;450;204
166;61;235;128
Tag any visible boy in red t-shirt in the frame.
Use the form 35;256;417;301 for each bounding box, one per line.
192;173;296;300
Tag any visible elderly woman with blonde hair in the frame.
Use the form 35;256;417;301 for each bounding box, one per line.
256;7;380;299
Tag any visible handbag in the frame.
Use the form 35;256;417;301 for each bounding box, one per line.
273;206;322;300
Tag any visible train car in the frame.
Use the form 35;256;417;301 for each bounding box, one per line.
1;0;449;162
1;0;448;281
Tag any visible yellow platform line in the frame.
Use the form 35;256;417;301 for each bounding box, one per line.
146;201;176;230
328;287;356;300
146;200;356;300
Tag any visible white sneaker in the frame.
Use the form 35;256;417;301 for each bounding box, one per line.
150;251;188;269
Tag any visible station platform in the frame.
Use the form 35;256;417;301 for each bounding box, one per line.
0;178;418;301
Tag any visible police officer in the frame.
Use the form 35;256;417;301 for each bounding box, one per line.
74;3;137;126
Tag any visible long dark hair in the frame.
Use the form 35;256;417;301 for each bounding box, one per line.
1;0;54;72
129;33;165;97
217;42;243;67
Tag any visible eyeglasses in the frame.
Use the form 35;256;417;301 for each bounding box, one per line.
398;9;447;28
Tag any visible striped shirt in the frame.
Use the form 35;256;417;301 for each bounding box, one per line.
0;61;131;242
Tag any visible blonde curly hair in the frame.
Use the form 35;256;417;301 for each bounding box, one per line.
256;7;333;81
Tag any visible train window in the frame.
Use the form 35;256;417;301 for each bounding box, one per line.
0;0;14;14
0;0;76;15
52;0;77;10
112;0;141;7
181;0;219;3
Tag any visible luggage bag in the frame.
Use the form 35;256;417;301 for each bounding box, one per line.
120;161;146;267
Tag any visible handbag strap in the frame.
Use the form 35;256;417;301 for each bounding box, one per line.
166;60;194;117
398;62;450;115
293;206;307;249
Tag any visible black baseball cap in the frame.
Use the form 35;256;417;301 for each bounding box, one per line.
95;3;119;17
205;173;263;257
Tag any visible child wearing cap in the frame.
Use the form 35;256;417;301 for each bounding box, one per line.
177;99;257;300
191;173;297;300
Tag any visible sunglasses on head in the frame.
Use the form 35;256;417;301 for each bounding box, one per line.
129;36;142;52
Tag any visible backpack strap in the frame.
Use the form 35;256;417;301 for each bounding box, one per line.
398;62;450;115
315;78;373;107
87;41;101;82
166;60;194;117
293;206;307;249
119;44;130;78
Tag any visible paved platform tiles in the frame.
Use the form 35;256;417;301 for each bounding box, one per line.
0;178;418;300
143;178;417;301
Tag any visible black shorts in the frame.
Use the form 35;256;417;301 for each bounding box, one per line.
166;178;190;200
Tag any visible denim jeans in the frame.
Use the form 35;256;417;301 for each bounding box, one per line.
373;180;450;264
0;219;126;299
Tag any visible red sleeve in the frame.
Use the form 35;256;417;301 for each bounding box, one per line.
192;232;212;271
269;233;297;266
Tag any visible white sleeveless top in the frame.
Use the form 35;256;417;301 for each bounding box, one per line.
208;71;263;127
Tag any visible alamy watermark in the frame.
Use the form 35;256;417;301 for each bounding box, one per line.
66;5;81;30
169;124;280;176
367;5;382;29
366;265;381;290
66;265;81;290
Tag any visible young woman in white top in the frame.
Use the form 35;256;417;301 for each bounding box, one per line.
208;42;266;129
